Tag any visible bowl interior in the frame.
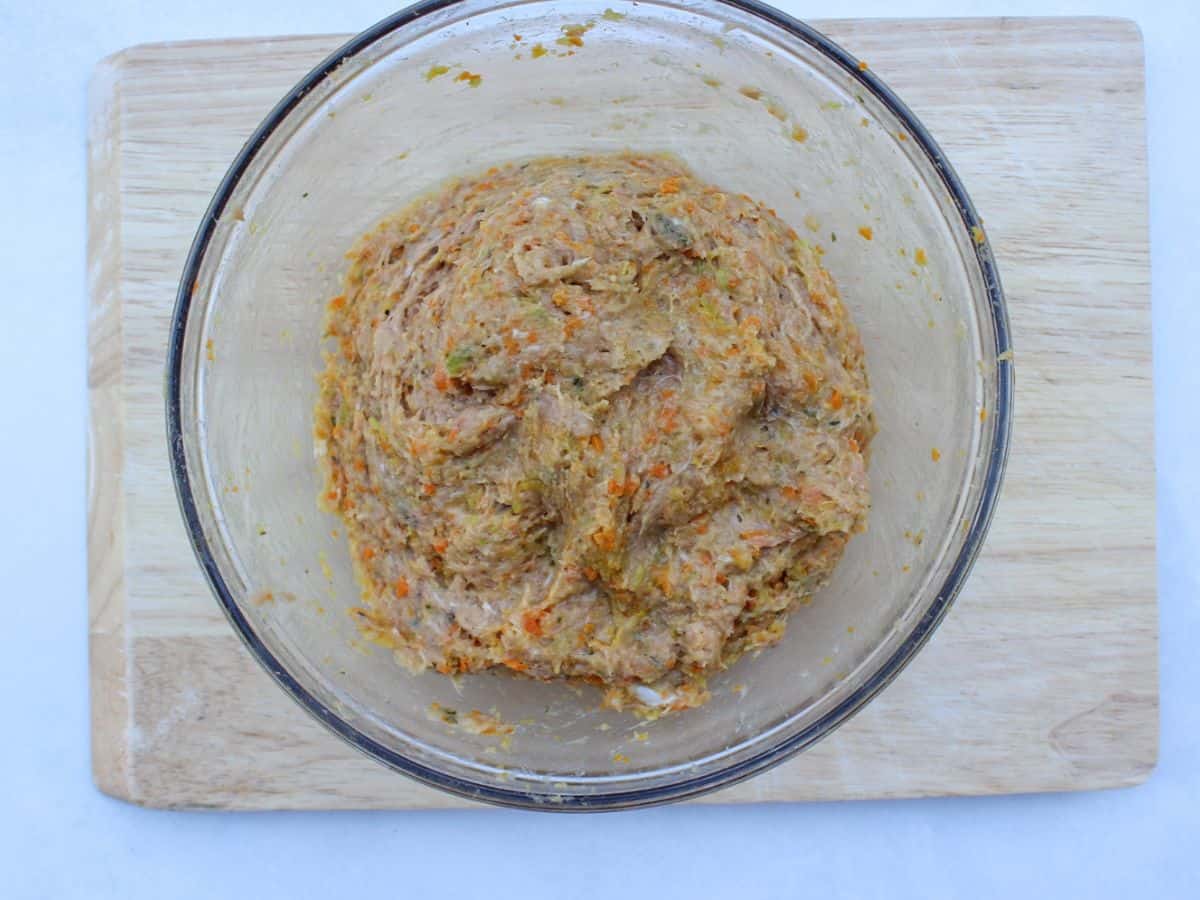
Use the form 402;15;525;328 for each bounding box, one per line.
173;0;1008;807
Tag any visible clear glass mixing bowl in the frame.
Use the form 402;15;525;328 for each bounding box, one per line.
167;0;1013;810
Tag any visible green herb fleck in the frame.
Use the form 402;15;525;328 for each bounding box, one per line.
445;345;476;376
648;212;692;249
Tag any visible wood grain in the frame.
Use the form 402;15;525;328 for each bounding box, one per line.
87;17;1156;809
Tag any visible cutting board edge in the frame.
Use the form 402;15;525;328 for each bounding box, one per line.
88;14;1148;67
88;52;138;804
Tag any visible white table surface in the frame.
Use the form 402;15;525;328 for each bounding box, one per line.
2;0;1197;896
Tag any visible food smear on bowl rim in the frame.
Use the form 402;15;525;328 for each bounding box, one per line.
315;153;875;716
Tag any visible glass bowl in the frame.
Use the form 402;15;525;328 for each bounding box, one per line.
167;0;1013;810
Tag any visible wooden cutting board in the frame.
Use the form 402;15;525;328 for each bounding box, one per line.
87;17;1156;810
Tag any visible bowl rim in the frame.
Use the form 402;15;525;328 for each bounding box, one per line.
166;0;1014;812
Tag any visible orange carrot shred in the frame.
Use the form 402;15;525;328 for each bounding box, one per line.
521;610;545;637
591;527;617;550
653;568;672;594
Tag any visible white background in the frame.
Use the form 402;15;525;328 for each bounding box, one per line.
2;0;1197;896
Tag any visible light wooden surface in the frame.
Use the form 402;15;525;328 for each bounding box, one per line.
87;17;1156;810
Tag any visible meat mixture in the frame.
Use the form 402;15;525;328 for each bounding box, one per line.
315;153;874;713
